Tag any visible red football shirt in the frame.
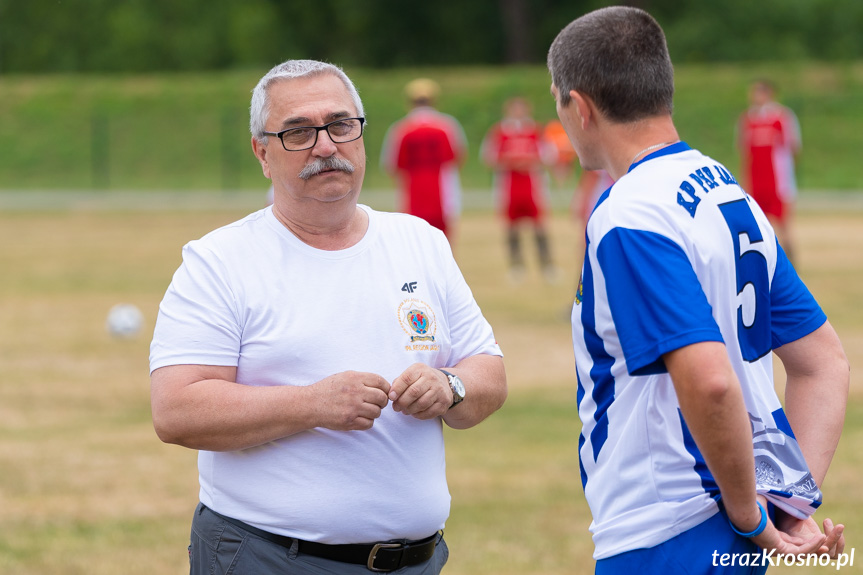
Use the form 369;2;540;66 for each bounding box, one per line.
481;119;552;222
738;103;801;220
381;108;466;234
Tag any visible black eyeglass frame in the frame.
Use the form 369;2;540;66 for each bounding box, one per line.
262;117;366;151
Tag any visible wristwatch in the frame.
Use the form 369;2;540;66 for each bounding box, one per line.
440;369;465;409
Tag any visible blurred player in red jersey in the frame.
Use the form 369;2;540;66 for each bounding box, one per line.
381;78;467;243
481;97;557;283
737;79;801;262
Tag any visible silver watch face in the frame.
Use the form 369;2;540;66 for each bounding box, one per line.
449;374;465;402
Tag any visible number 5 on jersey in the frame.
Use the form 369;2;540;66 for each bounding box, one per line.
718;199;771;362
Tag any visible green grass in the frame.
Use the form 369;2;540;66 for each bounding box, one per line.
1;63;863;192
0;204;860;574
444;385;592;574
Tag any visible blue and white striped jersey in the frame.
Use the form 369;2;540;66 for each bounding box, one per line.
572;142;826;559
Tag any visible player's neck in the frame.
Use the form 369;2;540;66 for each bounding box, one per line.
606;116;679;179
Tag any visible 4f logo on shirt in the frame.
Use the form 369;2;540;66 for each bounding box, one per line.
401;281;418;293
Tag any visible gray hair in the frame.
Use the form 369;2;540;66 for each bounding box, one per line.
250;60;365;143
547;6;674;123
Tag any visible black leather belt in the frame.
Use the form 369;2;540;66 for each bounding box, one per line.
204;505;439;572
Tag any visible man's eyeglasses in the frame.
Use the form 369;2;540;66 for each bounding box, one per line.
262;117;365;151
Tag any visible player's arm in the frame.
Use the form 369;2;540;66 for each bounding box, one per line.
447;117;469;166
665;342;828;554
785;110;803;157
734;113;751;155
664;342;761;529
774;320;848;486
151;364;390;452
771;321;848;560
389;354;507;429
479;130;501;169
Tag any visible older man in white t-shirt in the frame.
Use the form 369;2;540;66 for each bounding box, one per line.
149;59;507;575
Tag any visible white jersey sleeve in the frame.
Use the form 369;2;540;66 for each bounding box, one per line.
573;142;826;559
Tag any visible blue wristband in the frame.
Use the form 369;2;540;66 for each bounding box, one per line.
730;501;767;538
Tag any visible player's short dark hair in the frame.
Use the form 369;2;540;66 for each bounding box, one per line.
547;6;674;123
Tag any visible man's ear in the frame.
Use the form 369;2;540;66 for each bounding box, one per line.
251;136;272;179
570;90;594;130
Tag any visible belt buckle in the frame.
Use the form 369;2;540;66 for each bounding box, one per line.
367;542;402;572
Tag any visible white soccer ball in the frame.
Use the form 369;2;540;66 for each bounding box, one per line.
106;303;144;339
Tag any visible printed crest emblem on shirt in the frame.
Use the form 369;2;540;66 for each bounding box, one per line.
397;299;437;345
574;275;584;305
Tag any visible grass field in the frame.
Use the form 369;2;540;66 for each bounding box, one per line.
1;62;863;192
0;197;861;574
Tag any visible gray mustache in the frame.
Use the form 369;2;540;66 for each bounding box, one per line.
298;156;355;180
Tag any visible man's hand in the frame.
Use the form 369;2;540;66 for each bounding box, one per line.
750;517;825;558
773;507;846;558
389;363;453;420
311;371;391;431
745;497;848;560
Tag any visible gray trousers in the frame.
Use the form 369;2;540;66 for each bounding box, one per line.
189;503;450;575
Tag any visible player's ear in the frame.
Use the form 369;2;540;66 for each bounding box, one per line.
570;90;594;130
251;136;272;179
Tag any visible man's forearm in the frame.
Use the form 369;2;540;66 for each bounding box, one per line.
776;321;849;485
442;354;507;430
151;367;320;452
784;379;846;486
665;341;762;532
151;365;392;452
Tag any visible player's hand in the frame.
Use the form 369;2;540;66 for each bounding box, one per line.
775;509;845;558
751;520;826;558
749;498;826;557
311;371;390;431
389;363;452;420
819;518;846;558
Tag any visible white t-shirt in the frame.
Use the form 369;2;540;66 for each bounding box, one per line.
150;205;502;544
573;143;826;559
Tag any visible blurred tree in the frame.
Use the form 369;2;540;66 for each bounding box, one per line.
500;0;532;63
0;0;861;73
226;1;284;67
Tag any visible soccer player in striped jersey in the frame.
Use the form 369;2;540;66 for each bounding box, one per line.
548;7;848;573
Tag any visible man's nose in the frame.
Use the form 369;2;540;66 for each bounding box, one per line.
311;128;338;156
